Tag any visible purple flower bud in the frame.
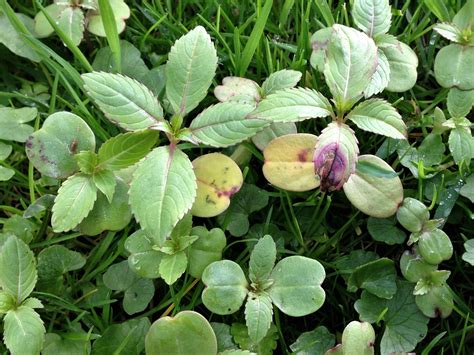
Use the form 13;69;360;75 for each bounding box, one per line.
313;123;359;192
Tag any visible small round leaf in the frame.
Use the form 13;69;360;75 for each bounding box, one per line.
343;154;403;218
268;256;326;317
415;285;453;318
202;260;248;315
26;112;96;179
418;229;453;265
145;311;217;355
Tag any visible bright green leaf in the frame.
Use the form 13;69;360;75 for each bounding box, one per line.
4;306;45;355
364;49;391;97
352;0;391;37
98;130;157;170
261;70;302;96
159;251;188;285
92;169;116;203
249;235;276;283
449;127;474;166
446;88;473;118
268;256;326;317
0;12;41;62
245;292;273;343
434;44;474;90
26;111;96;179
202;260;249;315
190;102;268;147
462;239;474;266
125;230;163;279
188;226;227;278
166;26;217;115
0;107;36;143
434;23;462;42
82;72;164;131
51;174;98;232
355;281;429;354
347;99;407;139
56;6;84;46
249;87;332;123
324;24;378;112
0;235;37;304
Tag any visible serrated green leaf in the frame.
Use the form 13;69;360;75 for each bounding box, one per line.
231;323;278;355
348;99;406;139
2;215;37;244
245;292;273;343
352;0;391;37
324;25;377;112
355;159;397;178
97;130;158;170
434;22;462;42
26;111;96;179
91;318;150;355
268;256;326;317
202;260;249;315
347;258;397;299
0;235;37;304
449;127;474;166
249;87;332;123
4;306;45;355
355;281;429;354
310;27;332;72
145;311;217;355
166;26;217;115
190;102;268;147
75;151;98;174
447;88;473;118
261;70;302;96
364;49;390;97
129;146;197;245
159;251;188;285
22;297;43;309
0;107;36;143
57;6;84;46
249;235;276;283
92;169;116;203
82;72;164;131
51;174;98;232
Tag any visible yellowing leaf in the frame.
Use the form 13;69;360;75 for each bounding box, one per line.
263;134;319;192
191;153;243;218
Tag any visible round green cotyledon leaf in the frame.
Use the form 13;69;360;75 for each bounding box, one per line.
125;230;163;279
191;153;243;218
378;35;418;92
418;229;453;265
187;226;226;278
202;260;249;315
87;0;130;37
434;44;474;90
396;198;430;233
343;154;403;218
338;321;375;355
263;133;320;192
415;285;453;318
26;112;96;179
268;256;326;317
79;177;132;236
145;311;217;355
400;250;437;283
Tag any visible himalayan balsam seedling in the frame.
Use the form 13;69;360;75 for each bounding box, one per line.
247;0;416;218
397;197;454;318
201;235;326;343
